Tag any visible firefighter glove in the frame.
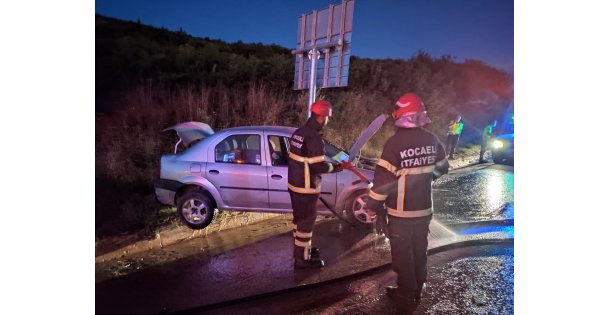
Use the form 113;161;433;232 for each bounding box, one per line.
333;162;344;172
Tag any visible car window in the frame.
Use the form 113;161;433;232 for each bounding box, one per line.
215;134;261;165
268;136;289;166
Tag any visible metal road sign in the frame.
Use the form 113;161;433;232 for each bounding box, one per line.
292;0;355;117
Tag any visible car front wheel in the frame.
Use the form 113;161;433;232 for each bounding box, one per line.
176;191;217;229
345;190;374;229
492;152;514;166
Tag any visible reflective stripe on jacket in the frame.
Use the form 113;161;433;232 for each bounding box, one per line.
367;127;449;218
287;118;335;194
448;122;464;135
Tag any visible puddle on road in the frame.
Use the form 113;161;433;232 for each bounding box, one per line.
420;244;514;314
202;244;514;315
433;165;514;225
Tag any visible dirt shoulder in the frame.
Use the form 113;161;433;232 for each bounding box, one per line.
95;212;282;263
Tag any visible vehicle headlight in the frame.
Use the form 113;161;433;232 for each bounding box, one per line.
492;140;504;149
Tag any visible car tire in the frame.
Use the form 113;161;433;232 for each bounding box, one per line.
345;190;374;230
492;153;514;166
176;190;217;230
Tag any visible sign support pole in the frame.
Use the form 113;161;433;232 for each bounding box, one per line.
294;0;354;118
307;48;320;118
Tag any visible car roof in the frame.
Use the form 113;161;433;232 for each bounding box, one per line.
219;126;297;134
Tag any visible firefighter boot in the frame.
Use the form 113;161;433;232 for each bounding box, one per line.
310;247;320;259
415;283;427;305
399;292;418;314
386;285;400;300
396;299;418;315
293;247;320;259
294;257;324;269
386;286;417;313
294;246;324;269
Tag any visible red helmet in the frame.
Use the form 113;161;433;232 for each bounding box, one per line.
311;100;333;117
392;93;426;119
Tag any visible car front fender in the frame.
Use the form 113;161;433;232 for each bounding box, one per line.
335;168;373;211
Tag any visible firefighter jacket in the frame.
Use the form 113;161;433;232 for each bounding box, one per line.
367;127;449;218
448;122;464;135
287;118;337;195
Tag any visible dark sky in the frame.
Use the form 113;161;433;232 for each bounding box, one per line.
95;0;513;74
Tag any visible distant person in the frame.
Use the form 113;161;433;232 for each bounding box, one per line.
479;120;497;163
287;100;348;269
445;115;464;159
366;93;449;313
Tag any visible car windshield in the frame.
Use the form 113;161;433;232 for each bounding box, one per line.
324;141;349;162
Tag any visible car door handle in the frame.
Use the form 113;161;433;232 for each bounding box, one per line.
271;174;283;180
209;170;220;175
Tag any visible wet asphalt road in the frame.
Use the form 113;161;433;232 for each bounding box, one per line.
200;244;514;315
96;163;514;314
432;163;514;225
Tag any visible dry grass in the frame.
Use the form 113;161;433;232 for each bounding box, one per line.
96;83;304;235
96;83;481;236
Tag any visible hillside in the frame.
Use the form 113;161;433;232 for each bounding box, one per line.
95;14;513;235
96;14;294;112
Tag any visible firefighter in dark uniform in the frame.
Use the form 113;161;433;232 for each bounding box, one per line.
366;93;449;312
288;100;347;269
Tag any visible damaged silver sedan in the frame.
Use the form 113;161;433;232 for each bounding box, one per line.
155;122;377;230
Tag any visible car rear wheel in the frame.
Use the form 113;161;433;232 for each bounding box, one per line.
345;190;374;229
176;191;217;229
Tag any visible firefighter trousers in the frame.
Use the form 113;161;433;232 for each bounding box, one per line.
446;134;460;157
289;191;319;259
480;137;489;161
387;215;433;298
